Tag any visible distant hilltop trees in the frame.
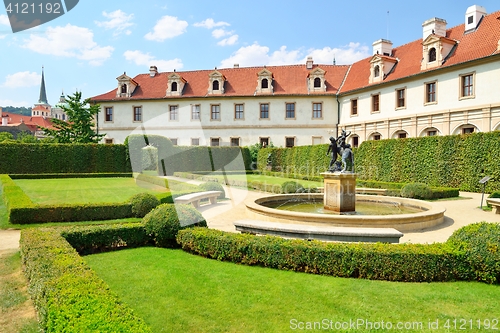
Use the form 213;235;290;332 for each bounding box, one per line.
1;106;32;116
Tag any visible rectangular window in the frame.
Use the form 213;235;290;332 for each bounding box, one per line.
351;99;358;116
461;73;474;98
105;107;113;122
260;137;269;148
426;82;436;103
211;104;220;120
169;105;178;121
260;103;269;119
133;106;142;122
285;137;295;148
234;104;244;119
191;104;200;120
398;132;407;139
231;137;240;146
462;127;474;134
170;138;178;145
104;138;113;144
373;134;381;141
396;89;405;108
210;137;220;146
285;103;295;119
312;103;322;118
191;138;200;146
372;94;380;113
352;136;359;148
427;130;437;136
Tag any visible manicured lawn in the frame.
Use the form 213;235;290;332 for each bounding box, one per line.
85;247;500;333
13;177;169;205
189;173;322;188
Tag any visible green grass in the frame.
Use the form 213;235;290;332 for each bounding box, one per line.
184;173;322;188
86;247;500;333
13;177;169;205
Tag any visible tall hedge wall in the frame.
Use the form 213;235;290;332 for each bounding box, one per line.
125;134;252;175
0;143;131;174
257;132;500;192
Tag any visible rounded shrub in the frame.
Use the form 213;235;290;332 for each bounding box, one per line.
281;181;304;194
400;183;433;200
447;222;500;284
198;181;225;199
143;203;207;247
130;192;160;217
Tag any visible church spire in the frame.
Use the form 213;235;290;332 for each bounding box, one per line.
38;66;48;105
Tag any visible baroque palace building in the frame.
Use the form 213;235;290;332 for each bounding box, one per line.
92;5;500;147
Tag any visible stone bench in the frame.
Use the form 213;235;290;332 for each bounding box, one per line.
486;198;500;214
174;191;222;208
234;219;403;243
355;187;388;196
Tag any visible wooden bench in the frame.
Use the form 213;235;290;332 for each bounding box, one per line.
174;191;222;208
486;198;500;214
234;219;403;243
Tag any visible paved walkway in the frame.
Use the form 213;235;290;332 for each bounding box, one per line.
1;182;499;252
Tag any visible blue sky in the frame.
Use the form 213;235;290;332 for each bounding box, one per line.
0;0;498;108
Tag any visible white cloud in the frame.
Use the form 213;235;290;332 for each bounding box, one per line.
220;42;370;68
95;10;134;36
22;24;114;66
144;16;188;42
0;99;30;107
2;71;41;88
124;50;183;72
217;34;238;46
0;14;9;26
212;28;230;39
194;18;229;29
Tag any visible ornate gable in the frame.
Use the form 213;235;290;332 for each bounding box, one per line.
116;73;138;98
208;70;225;95
166;72;187;96
369;54;398;84
256;68;273;94
308;67;326;92
421;34;457;70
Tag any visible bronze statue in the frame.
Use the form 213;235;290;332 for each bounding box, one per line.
326;130;354;173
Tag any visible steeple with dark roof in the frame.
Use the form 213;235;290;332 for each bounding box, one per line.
38;67;48;105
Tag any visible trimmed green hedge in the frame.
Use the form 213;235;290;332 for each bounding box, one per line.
9;173;133;179
0;143;131;174
20;225;152;332
177;228;469;283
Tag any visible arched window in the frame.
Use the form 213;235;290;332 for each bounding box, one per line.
314;77;321;88
261;78;268;89
374;65;380;77
429;48;436;62
121;84;127;94
171;82;178;92
212;80;220;91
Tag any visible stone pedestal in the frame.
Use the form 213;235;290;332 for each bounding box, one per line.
321;172;357;213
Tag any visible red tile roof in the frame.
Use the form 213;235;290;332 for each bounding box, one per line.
91;64;350;102
339;10;500;93
1;112;57;129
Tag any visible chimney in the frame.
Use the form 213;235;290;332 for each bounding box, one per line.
306;56;313;69
465;5;487;32
372;39;393;56
422;17;447;40
149;66;158;77
234;64;239;68
1;116;7;126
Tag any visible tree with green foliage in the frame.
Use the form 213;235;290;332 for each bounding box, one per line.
17;131;38;143
41;91;105;143
0;132;14;142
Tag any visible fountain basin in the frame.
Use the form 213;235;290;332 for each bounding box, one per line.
245;194;446;232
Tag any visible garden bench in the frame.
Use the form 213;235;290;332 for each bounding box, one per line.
234;219;403;243
486;198;500;214
174;191;222;208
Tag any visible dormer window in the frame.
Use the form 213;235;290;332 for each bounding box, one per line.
116;73;138;98
374;65;380;77
428;48;437;62
208;70;225;95
369;54;397;84
308;67;326;92
256;68;273;94
171;82;177;92
166;72;186;96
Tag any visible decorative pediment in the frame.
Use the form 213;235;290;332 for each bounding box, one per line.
208;70;225;95
256;68;273;94
308;67;326;92
369;55;398;84
421;34;457;70
116;73;138;98
166;72;187;96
